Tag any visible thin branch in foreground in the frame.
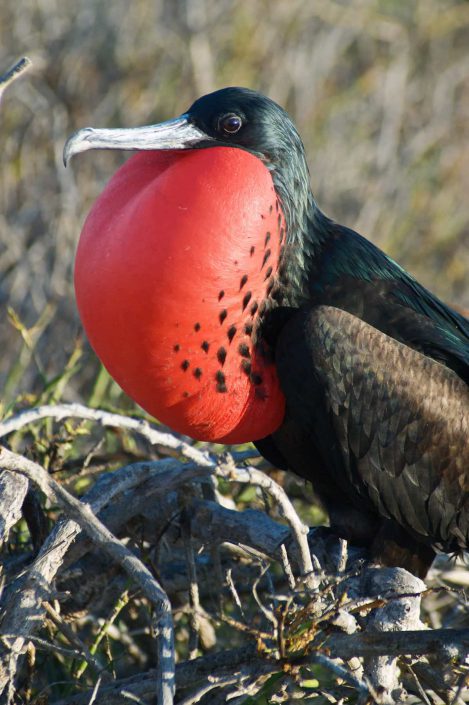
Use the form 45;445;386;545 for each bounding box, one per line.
42;601;106;680
0;457;212;698
215;455;316;590
181;513;201;660
0;634;92;661
252;563;278;632
225;568;245;617
86;676;103;705
309;651;371;698
320;628;469;660
0;403;212;467
405;662;436;705
280;543;296;591
0;57;32;100
177;674;242;705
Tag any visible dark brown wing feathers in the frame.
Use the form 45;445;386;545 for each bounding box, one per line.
274;305;469;562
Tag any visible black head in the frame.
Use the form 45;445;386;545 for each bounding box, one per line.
66;87;313;230
185;88;302;164
64;86;327;287
185;88;313;235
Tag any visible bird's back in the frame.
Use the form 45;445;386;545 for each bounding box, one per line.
309;224;469;382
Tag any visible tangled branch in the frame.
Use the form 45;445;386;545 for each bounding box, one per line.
0;404;468;705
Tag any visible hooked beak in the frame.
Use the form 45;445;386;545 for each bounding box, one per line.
63;114;210;166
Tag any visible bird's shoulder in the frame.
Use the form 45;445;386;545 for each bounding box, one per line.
274;304;469;551
307;225;469;382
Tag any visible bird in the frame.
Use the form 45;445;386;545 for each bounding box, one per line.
64;87;469;578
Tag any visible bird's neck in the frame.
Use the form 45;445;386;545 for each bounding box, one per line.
260;141;334;309
271;174;333;308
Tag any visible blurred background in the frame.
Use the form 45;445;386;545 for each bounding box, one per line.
1;0;469;412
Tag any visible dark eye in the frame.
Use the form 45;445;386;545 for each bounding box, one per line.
219;114;243;134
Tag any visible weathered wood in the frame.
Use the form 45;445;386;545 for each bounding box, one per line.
0;454;189;704
323;628;469;660
49;629;469;705
0;470;28;543
0;57;31;102
1;405;467;704
358;567;427;703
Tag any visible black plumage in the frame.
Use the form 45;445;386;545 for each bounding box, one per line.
187;88;469;576
272;306;468;575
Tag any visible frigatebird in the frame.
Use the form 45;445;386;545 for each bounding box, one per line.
64;87;469;577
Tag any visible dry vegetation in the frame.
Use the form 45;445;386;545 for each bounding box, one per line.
0;1;468;704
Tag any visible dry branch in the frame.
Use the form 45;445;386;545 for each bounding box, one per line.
321;628;469;659
0;448;176;705
0;456;210;697
360;567;427;702
0;403;212;466
0;57;31;102
0;470;28;544
49;629;469;705
214;455;316;588
0;405;467;704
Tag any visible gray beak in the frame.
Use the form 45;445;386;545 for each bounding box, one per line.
63;114;209;166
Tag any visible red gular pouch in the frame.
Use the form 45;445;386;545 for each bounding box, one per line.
75;146;286;442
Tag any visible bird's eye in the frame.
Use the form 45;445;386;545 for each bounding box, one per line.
219;114;243;134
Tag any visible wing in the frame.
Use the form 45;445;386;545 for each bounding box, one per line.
274;305;469;553
312;227;469;384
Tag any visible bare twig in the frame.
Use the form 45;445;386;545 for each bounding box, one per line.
337;538;348;573
225;568;245;617
0;470;28;544
87;676;103;705
0;403;212;467
320;628;469;660
279;543;296;591
176;674;241;705
252;563;278;630
0;57;31;101
181;516;201;660
309;651;371;697
405;662;436;705
0;633;92;661
215;457;316;589
43;601;106;680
